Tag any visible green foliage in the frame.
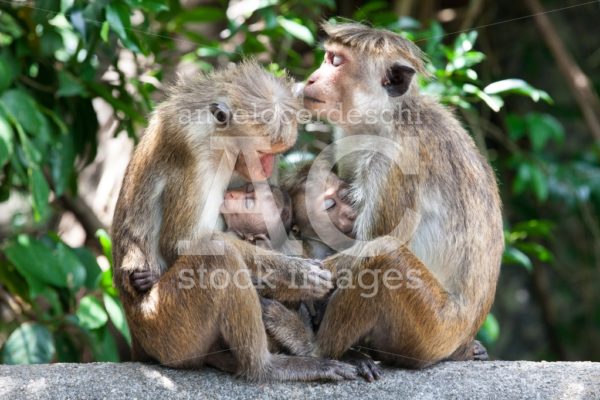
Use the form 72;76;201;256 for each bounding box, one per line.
1;230;126;363
0;0;598;363
2;322;55;364
477;314;500;346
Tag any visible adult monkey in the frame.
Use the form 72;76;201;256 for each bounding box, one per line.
112;61;356;381
299;22;503;373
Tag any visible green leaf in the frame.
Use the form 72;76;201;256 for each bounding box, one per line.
29;168;50;222
227;0;277;20
530;165;548;201
506;114;526;141
55;242;87;290
87;82;144;123
503;247;533;271
4;235;87;295
277;17;315;45
526;113;565;151
0;89;50;141
89;325;119;362
57;70;87;97
513;163;531;195
37;287;63;317
125;0;169;13
1;322;55;364
454;31;478;54
103;293;131;345
172;6;224;27
477;314;500;345
0;111;13;168
463;83;503;112
518;242;554;263
0;52;17;91
106;1;142;53
96;229;113;266
0;12;24;39
49;133;75;196
484;79;552;103
73;247;102;289
76;295;108;330
99;268;117;297
513;220;553;237
100;21;110;42
54;331;80;362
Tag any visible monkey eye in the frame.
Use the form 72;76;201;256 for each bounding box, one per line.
245;196;255;209
209;102;232;125
324;198;336;211
332;54;344;67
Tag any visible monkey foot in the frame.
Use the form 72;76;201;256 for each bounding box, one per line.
471;340;489;361
343;349;382;382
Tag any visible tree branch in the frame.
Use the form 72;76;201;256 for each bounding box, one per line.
58;195;106;253
524;0;600;140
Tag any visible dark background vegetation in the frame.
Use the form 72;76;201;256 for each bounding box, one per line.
0;0;599;364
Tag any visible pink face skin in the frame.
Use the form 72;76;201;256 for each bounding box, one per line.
303;44;359;121
220;183;281;236
296;173;356;238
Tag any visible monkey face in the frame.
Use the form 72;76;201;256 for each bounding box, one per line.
303;43;417;127
220;183;282;236
303;44;354;120
295;173;356;239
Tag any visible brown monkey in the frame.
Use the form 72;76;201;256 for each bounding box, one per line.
297;22;502;372
112;61;357;381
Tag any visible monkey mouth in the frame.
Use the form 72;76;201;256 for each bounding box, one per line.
304;96;325;104
258;152;275;178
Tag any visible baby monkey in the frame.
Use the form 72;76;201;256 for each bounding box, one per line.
129;173;352;290
219;182;293;251
219;176;356;360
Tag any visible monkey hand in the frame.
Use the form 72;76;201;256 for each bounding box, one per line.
130;270;160;293
253;257;333;302
287;257;334;300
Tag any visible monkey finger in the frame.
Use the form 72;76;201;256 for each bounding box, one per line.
131;271;154;278
323;360;358;380
358;363;374;382
344;350;382;382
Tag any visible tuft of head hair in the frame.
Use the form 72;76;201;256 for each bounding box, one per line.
228;60;300;146
169;60;300;147
322;21;429;76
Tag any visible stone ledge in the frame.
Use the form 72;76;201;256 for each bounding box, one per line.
0;361;598;399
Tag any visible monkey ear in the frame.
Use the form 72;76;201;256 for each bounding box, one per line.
209;102;232;125
382;64;416;97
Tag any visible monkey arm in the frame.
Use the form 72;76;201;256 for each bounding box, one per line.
219;233;334;302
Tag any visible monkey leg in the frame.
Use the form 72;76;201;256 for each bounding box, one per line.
260;297;315;357
317;236;474;369
128;244;356;382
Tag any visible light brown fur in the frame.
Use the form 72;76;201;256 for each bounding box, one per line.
112;61;356;381
300;22;503;368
